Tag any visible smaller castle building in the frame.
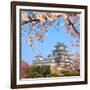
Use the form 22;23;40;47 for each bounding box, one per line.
32;54;57;66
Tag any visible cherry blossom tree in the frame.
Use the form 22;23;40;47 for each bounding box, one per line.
20;60;31;78
21;11;80;50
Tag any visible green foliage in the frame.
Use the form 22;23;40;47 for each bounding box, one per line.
27;65;80;78
50;66;65;77
51;72;65;77
51;70;80;77
50;65;80;77
63;70;80;76
30;72;44;78
29;65;51;78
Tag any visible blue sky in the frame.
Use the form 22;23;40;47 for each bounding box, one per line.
21;11;80;64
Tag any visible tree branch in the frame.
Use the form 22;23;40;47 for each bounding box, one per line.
67;17;80;35
22;18;40;25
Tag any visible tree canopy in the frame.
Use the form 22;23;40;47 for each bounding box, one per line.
21;10;80;50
